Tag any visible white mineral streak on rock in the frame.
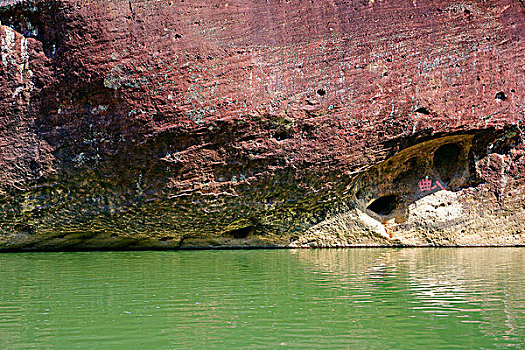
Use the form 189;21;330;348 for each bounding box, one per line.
20;36;28;81
1;25;15;67
1;25;34;100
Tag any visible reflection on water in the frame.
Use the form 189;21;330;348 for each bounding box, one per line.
292;248;524;348
0;248;523;349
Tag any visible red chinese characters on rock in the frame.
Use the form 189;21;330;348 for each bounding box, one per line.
418;177;446;193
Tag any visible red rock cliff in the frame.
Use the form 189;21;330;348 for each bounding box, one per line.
0;0;524;249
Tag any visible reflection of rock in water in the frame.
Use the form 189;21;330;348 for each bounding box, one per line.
290;248;524;338
401;248;524;340
289;248;400;280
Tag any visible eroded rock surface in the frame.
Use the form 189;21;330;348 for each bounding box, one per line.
0;0;524;250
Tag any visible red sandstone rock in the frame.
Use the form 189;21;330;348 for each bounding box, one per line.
0;0;524;249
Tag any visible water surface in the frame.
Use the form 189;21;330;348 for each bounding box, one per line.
0;248;523;349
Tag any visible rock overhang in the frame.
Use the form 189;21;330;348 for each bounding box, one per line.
0;0;523;249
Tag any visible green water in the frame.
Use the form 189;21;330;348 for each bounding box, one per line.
0;248;523;349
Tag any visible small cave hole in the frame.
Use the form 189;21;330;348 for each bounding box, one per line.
367;195;398;216
316;89;326;96
434;143;460;167
29;160;40;171
239;134;257;142
415;107;430;115
224;226;255;239
273;129;293;141
14;223;34;235
495;91;507;101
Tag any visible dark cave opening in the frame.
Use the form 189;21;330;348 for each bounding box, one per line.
495;91;507;101
433;143;461;182
415;107;430;115
367;195;398;216
224;226;255;239
13;223;34;235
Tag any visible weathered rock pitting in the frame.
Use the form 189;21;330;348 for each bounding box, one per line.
0;0;524;250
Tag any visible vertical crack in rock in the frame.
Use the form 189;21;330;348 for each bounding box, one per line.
128;0;134;20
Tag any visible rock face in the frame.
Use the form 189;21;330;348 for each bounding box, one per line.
0;0;524;250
